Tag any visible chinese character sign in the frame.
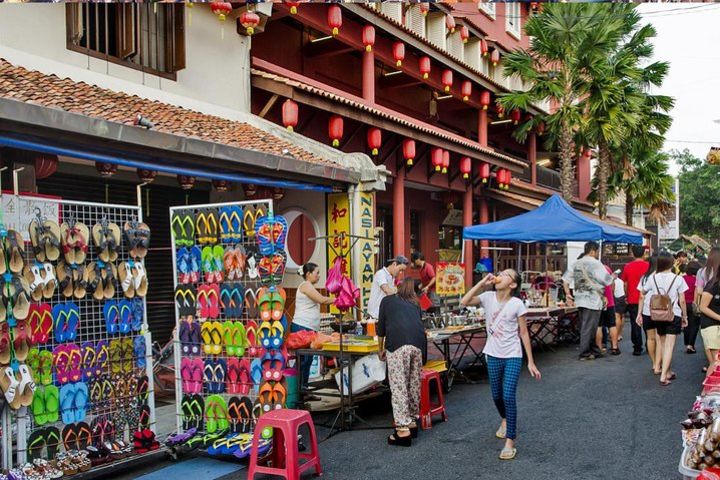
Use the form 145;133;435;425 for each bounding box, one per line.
436;262;466;297
327;193;351;315
357;192;375;311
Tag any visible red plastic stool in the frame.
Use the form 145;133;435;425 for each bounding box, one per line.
248;409;322;480
420;369;447;430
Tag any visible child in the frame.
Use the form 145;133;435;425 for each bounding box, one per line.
460;269;541;460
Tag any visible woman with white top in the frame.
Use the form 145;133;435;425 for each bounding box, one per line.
461;269;541;461
292;262;334;393
636;253;688;386
613;270;626;341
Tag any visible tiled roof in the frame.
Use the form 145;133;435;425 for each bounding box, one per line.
0;58;334;167
251;62;526;168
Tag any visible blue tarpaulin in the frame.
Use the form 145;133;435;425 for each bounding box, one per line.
462;194;643;244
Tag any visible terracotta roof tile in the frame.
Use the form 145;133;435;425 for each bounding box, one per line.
0;58;333;167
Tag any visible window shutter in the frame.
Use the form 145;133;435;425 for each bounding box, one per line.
117;4;137;59
405;5;426;37
172;4;186;71
426;12;446;50
447;31;464;61
381;2;402;23
465;38;480;70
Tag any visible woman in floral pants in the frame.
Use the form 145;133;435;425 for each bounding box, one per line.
378;278;427;447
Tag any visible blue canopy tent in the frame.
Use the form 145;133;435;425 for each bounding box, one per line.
463;194;644;244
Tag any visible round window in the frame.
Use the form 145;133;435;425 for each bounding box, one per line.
283;209;319;269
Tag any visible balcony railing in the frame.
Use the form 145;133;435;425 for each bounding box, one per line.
517;165;579;196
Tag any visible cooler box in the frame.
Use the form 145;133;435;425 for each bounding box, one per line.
334;354;386;395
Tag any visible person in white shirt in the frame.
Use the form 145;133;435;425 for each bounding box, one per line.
366;256;409;319
613;270;626;341
636;253;688;386
461;269;541;461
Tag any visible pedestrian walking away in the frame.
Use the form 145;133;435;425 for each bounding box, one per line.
696;247;720;372
597;264;619;355
621;245;650;356
461;269;541;461
682;262;701;354
613;269;627;342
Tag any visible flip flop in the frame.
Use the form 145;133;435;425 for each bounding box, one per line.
53;303;68;342
238;359;252;396
10;275;31;320
137;374;150;405
177;247;191;285
74;382;89;422
52;345;70;385
262;351;286;382
238;396;253;433
232;321;246;357
118;300;133;334
179;320;192;355
214;395;230;432
92;219;121;263
175;286;197;318
67;344;82;383
0;321;10;365
245;245;260;280
171;213;190;247
39;350;54;386
250;358;264;388
205;395;220;433
37;303;52;344
213;359;227;394
124;220;151;259
166;427;197;447
45;385;60;423
230;284;245;318
210;321;224;355
64;302;80;341
223;321;237;357
258;256;273;286
181;358;193;393
28;305;43;345
220;284;233;318
32;387;48;425
86;262;104;301
270;251;287;286
195;209;208;245
134;336;147;369
60;383;77;424
109;339;122;374
42;263;57;300
73;263;89;299
201;246;214;283
271;382;287;410
243;205;257;239
131;298;144;331
219;207;233;244
95;340;109;377
61;422;80;453
27;428;47;461
181;395;194;430
258;320;273;349
121;337;134;373
27;347;41;385
272;215;288;249
212;245;225;283
189;246;202;283
197;284;211;318
191;358;204;394
189;321;201;356
80;341;97;381
269;315;287;349
205;209;219;246
76;421;93;450
271;287;287;322
258;287;273;322
258;382;275;414
499;447;517;460
226;357;240;395
256;216;275;255
245;320;259;357
201;322;213;356
204;359;216;394
230;206;243;242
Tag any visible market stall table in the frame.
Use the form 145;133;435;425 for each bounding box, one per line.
525;306;578;351
426;324;487;392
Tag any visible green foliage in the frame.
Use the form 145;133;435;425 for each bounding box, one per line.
673;149;720;241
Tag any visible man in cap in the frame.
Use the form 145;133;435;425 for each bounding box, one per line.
366;255;409;320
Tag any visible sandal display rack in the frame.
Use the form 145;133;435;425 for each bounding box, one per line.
0;194;157;475
169;199;289;459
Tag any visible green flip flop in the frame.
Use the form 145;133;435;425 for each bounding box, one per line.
201;246;214;277
27;348;40;385
214;396;230;432
232;322;246;357
181;395;193;431
39;350;54;385
212;245;225;276
44;385;60;423
223;321;236;357
205;395;219;434
31;388;47;426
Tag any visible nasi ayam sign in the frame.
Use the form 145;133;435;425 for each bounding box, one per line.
357;192;375;309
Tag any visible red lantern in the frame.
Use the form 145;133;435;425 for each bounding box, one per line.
510;109;521;125
402;139;416;166
212;179;230;192
495;103;505;119
431;148;443;172
479;162;490;184
480;38;489;57
95;162;117;178
328;4;342;36
392;42;405;67
285;0;300;15
460;26;470;44
536;121;546;135
34;154;58;180
272;187;285;201
243;183;258;198
419;56;431;80
496;168;506;188
505;171;512;189
490;49;501;67
460;157;472;180
442;150;450;174
177;175;196;190
282;99;298;132
328;115;343;147
446;15;456;34
480;90;491;110
419;2;429;16
441;70;453;93
362;25;375;52
240;10;260;35
210;1;232;21
461;81;472;102
583;148;592;159
367;127;382;156
137;168;157;183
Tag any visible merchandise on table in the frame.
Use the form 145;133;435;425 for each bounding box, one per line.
170;201;289;460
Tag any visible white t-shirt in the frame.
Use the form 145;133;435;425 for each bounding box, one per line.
613;278;625;298
638;271;689;317
367;267;393;318
477;291;528;359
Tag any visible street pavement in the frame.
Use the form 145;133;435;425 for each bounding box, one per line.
116;326;704;479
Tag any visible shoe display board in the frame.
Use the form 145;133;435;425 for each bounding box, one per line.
0;196;157;475
169;200;288;459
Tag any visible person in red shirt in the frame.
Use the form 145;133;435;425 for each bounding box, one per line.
411;252;439;307
621;245;650;356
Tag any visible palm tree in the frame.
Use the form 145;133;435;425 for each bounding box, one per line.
499;3;628;200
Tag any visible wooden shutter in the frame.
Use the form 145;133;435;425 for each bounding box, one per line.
447;31;464;61
172;4;186;71
405;5;426;38
465;38;480;70
381;2;402;23
426;12;446;50
117;4;137;59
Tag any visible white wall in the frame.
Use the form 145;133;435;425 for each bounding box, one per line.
0;3;251;113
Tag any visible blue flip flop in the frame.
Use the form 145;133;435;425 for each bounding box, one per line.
134;336;147;369
103;301;119;335
74;381;88;423
190;246;202;280
230;284;245;318
59;383;77;425
131;298;144;332
52;303;68;342
65;302;80;342
118;300;132;334
250;358;263;389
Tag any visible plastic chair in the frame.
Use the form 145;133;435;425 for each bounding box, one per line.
248;409;322;480
420;369;448;430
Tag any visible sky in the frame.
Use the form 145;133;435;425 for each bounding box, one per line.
638;2;720;174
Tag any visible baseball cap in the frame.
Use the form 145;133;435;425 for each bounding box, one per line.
387;255;409;266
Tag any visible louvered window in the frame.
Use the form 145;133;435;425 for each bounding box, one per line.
447;31;464;61
426;12;446;50
465;38;480;70
404;4;426;37
381;2;403;23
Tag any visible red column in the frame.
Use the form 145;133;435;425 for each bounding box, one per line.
479;194;489;259
528;131;537;186
463;186;473;287
577;150;591;201
478;108;488;147
362;49;375;104
393;172;405;257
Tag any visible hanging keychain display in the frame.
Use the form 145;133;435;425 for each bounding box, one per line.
168;199;288;459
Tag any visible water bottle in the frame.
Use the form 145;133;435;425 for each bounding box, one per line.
355;321;363;336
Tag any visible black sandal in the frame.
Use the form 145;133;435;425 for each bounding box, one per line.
387;429;412;447
409;425;419;438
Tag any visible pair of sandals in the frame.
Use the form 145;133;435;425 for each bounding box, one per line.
180;357;203;394
205;394;231;434
59;381;89;424
0;274;32;321
119;260;148;298
221;282;245;318
222;320;246;357
207;432;253;457
124;219;151;259
60;421;93;452
80;340;109;381
87;261;118;300
204;358;227;394
52;302;80;342
109;338;134;374
24;262;56;301
258;251;287;286
28;304;53;344
223;246;247;281
31;385;60;426
233;436;272;460
60;218;90;264
227;396;254;434
219;206;244;243
196;209;220;245
243;204;267;239
175;285;197;317
177;246;202;284
257;381;286;413
258;286;286;323
1;229;26;275
201;321;225;354
261;350;286;382
227;358;252;396
133;429;160;454
259;315;288;350
198;284;221;318
88;377;114;412
27;348;54;386
56;450;91;476
92;218;121;262
56;261;89;299
181;394;205;431
27;426;62;462
202;245;225;283
104;298;143;334
1;364;35;409
166;427;198;448
172;211;196;247
53;343;82;385
29;216;61;263
256;214;289;255
179;320;201;355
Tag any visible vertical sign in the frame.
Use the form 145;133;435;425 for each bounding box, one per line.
357;192;375;312
327;193;351;315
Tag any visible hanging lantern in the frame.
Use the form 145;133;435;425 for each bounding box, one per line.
34;154;58;180
446;15;456;34
137;168;157;183
95;162;117;178
583;148;592;159
210;1;232;21
431;148;443;172
460;26;470;44
441;70;453;93
460;157;472;180
328;4;342;36
442;150;450;174
496;168;506;188
479;162;490;184
480;38;489;57
328;115;343;147
285;0;300;15
392;42;405;67
510;109;521;125
536;121;546;135
419;2;429;16
282;99;298;132
461;81;472;102
239;10;260;35
212;179;230;192
243;183;258;198
272;187;285;201
505;171;512;189
402;139;416;166
480;90;490;110
495;103;505;119
362;25;375;52
490;49;501;67
419;56;431;80
367;127;382;156
177;175;196;190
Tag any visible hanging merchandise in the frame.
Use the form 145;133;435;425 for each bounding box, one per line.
169;199;288;460
0;196;156;475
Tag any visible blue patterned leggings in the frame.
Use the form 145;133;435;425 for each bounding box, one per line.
486;355;523;440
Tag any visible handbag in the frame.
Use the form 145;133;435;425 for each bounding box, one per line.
649;274;678;322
